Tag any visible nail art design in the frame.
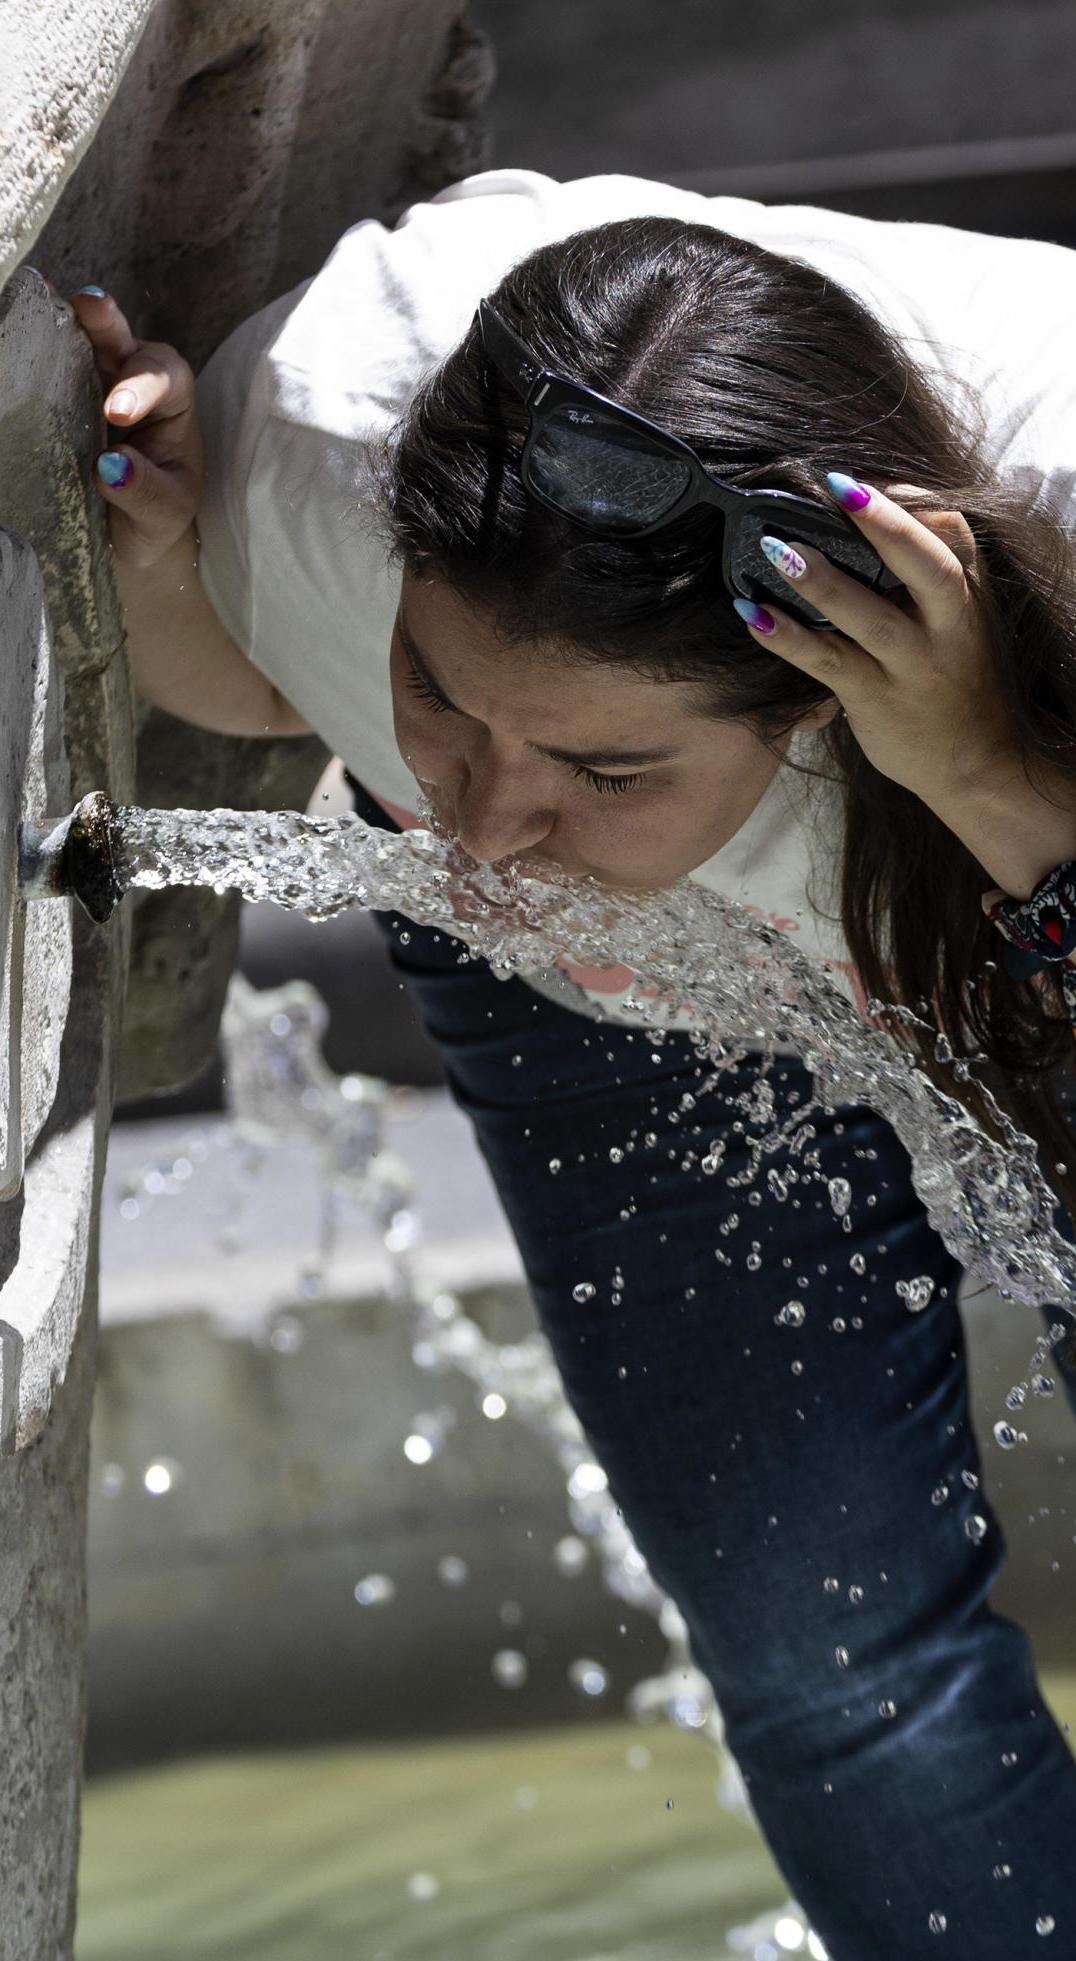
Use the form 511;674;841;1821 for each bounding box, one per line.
97;451;133;487
760;535;807;580
732;597;777;633
826;471;871;511
77;285;107;298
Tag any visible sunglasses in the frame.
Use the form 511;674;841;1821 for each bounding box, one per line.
475;298;905;633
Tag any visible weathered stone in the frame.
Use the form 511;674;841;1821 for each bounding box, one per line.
15;0;492;1100
0;3;492;1946
15;0;493;369
0;269;134;1959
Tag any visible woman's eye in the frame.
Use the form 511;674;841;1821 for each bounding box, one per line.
405;668;453;715
572;764;646;796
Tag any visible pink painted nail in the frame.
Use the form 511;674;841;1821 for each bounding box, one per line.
826;471;871;511
732;598;776;632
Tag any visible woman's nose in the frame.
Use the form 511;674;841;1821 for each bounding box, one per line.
452;769;553;865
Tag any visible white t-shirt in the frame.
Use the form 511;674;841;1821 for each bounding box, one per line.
194;167;1076;1044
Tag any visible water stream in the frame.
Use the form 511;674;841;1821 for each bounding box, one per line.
105;792;1076;1958
115;798;1076;1326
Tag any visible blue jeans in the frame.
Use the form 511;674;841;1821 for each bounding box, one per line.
356;788;1076;1957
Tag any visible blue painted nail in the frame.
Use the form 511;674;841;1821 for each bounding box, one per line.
732;597;776;632
77;285;107;297
97;450;133;487
826;471;871;511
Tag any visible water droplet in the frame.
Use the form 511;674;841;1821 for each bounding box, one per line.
879;1698;897;1718
965;1514;989;1544
553;1535;588;1575
993;1863;1012;1880
1006;1383;1027;1409
1002;1750;1019;1767
354;1573;395;1606
548;1158;561;1174
568;1658;608;1697
143;1459;181;1496
931;1484;949;1506
609;1146;624;1164
993;1420;1022;1450
437;1555;469;1588
572;1282;597;1303
834;1646;851;1668
776;1299;806;1327
492;1649;528;1688
407;1871;439;1902
848;1584;864;1604
1036;1915;1056;1936
827;1177;852;1219
961;1469;979;1490
830;1316;847;1332
823;1576;839;1593
1032;1373;1056;1398
897;1274;935;1313
928;1910;948;1934
850;1252;867;1275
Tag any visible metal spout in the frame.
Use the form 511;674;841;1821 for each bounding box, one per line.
18;792;123;923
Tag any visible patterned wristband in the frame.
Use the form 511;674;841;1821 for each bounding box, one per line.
982;859;1076;1021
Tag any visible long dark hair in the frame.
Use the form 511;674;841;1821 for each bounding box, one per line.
370;214;1076;1244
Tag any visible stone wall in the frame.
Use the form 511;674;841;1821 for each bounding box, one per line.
0;5;491;1950
15;0;492;1099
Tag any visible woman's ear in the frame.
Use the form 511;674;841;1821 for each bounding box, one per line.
798;695;843;731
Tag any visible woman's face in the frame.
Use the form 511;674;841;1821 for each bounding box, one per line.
389;567;838;891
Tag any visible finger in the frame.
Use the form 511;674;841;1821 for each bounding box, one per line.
824;475;971;631
91;445;199;565
731;596;865;696
70;290;196;452
758;534;920;669
69;288;140;381
100;345;197;447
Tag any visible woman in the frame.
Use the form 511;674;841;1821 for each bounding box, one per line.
73;166;1076;1956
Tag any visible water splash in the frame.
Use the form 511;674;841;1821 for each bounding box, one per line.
113;799;1076;1324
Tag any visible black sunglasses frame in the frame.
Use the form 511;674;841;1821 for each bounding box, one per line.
475;297;905;633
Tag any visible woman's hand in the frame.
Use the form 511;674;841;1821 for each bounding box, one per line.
733;475;1020;812
69;286;204;568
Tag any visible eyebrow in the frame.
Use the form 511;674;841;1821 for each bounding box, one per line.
396;608;680;770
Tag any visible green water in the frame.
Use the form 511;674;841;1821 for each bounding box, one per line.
77;1687;1076;1959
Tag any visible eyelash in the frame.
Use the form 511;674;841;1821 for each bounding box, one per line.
570;765;645;796
404;667;452;715
403;664;645;795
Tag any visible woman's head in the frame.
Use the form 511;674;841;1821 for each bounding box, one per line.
389;561;837;885
379;212;986;881
373;210;1076;1207
377;213;993;734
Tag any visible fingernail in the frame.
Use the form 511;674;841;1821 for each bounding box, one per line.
107;389;136;417
732;597;776;632
97;450;133;488
77;285;108;298
826;471;871;511
759;536;807;580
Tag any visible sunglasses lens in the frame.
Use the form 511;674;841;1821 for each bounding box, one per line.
529;406;693;531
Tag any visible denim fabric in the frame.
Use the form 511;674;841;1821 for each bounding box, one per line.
352;782;1076;1958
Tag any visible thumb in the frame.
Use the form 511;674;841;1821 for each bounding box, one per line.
94;445;196;566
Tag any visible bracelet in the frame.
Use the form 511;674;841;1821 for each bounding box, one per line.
981;859;1076;1021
